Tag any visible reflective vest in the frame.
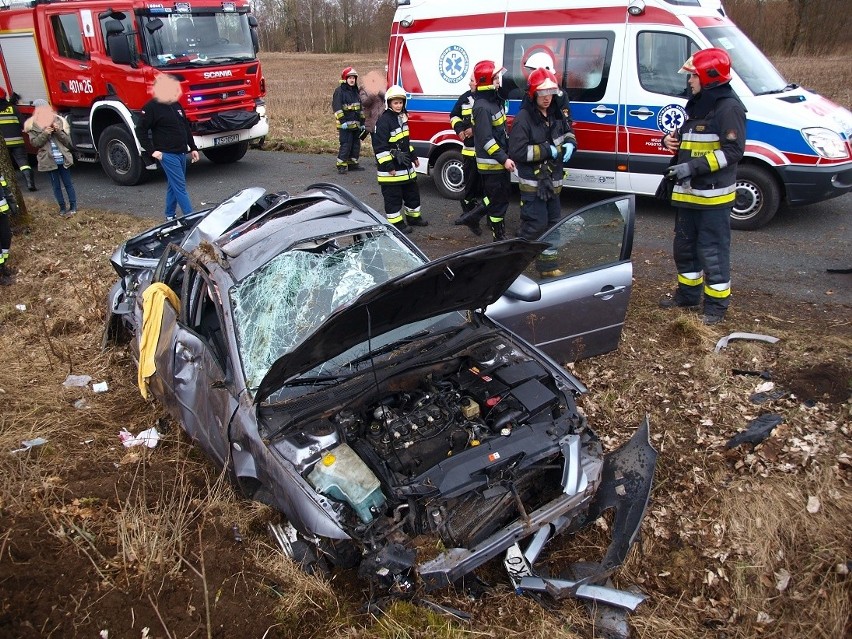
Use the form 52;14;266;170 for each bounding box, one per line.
0;104;24;147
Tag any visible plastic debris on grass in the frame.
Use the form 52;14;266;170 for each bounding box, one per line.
119;427;161;448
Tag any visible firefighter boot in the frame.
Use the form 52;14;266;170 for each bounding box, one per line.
23;168;37;192
0;262;14;287
489;218;506;242
392;220;413;234
406;213;428;227
455;204;484;236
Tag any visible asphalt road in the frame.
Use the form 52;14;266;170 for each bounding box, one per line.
26;149;852;307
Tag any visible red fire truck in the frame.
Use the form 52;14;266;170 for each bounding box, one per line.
0;0;267;185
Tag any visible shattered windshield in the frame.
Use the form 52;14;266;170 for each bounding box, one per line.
141;12;256;67
231;232;425;390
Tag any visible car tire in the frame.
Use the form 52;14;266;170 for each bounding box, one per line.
98;124;147;186
433;149;465;200
202;141;250;164
732;164;780;231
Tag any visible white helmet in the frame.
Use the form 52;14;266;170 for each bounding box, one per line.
385;84;407;107
524;51;555;72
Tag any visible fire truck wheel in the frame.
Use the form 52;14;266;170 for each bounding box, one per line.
732;164;780;231
98;124;146;186
202;141;250;164
432;149;465;200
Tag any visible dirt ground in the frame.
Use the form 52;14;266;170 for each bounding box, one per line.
0;193;849;639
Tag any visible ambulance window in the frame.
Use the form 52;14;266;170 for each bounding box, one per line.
504;32;613;103
636;32;699;97
564;37;612;102
50;14;87;61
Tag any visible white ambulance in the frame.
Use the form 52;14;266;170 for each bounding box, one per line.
387;0;852;229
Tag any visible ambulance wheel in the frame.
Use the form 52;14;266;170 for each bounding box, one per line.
203;141;249;164
732;164;780;231
433;150;465;200
98;124;146;186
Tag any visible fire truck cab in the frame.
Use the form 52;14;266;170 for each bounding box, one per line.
0;0;267;185
388;0;852;230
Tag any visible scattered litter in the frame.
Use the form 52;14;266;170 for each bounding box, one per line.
750;388;789;404
119;427;161;448
82;439;94;445
714;331;780;353
63;374;92;388
756;611;775;625
73;398;90;410
15;304;26;312
774;568;791;592
754;381;775;394
92;381;109;393
725;414;783;449
806;495;821;514
732;368;772;379
11;437;48;454
232;524;243;543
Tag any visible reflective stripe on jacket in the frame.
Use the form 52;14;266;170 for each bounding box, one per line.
374;109;417;184
450;90;475;157
332;82;364;131
0;104;24;146
473;90;509;172
671;96;746;209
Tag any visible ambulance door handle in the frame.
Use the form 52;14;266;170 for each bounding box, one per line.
628;107;654;120
591;105;616;117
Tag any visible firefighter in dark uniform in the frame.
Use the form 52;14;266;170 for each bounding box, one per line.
450;76;485;232
509;67;576;241
660;48;746;325
0;174;14;285
332;67;366;174
0;88;37;191
523;51;577;165
457;60;515;240
374;85;426;234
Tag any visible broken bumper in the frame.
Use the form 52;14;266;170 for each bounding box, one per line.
417;417;658;593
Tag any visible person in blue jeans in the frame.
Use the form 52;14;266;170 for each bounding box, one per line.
135;74;199;220
26;100;77;217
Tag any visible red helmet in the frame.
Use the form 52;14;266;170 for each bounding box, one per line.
473;60;506;90
341;67;358;81
680;48;732;88
527;67;559;99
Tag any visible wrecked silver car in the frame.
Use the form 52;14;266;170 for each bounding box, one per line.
104;183;656;607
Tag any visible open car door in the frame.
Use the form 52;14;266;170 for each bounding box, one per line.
487;195;634;363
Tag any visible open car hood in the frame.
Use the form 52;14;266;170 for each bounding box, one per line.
255;238;547;403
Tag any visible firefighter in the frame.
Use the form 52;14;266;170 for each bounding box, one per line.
449;76;485;232
660;48;746;325
509;68;573;241
457;60;515;240
522;51;576;164
374;85;426;233
0;87;37;191
332;67;366;174
0;174;13;285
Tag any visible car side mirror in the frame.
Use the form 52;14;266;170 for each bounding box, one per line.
502;274;541;302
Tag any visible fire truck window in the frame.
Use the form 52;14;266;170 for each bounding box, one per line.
50;14;87;61
100;14;138;58
637;32;698;97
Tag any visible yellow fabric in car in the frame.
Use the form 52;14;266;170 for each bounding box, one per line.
138;283;181;399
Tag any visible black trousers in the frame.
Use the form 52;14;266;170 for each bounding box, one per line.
480;170;510;222
337;128;360;164
461;153;483;212
381;180;421;218
673;205;732;314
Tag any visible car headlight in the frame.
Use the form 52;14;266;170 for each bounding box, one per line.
801;127;849;159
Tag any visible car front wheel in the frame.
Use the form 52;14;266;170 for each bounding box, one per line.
433;149;465;200
732;164;781;231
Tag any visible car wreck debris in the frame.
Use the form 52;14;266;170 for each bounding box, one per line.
714;331;780;353
725;413;784;448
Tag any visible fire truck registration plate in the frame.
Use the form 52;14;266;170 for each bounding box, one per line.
214;134;240;146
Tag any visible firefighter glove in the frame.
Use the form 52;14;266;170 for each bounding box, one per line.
562;143;575;162
667;162;692;181
549;144;559;159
